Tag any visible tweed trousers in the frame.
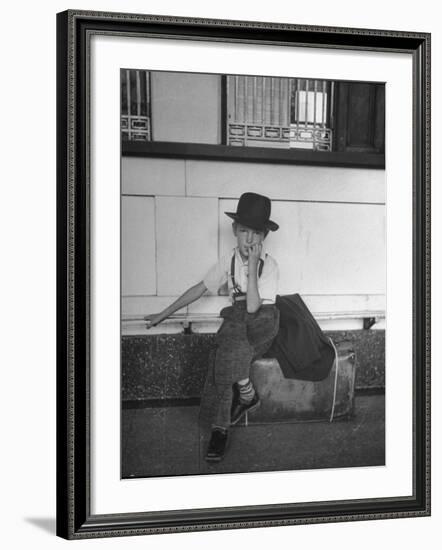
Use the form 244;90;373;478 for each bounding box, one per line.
200;301;280;430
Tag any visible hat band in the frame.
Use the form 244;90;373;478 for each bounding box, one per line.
225;210;278;231
234;214;269;230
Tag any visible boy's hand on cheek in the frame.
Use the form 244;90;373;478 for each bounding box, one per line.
247;243;262;265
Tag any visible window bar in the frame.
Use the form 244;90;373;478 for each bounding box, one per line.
272;78;276;128
262;77;265;125
121;70;125;115
329;81;334;149
296;78;301;137
275;78;280;127
242;76;246;124
234;75;239;122
279;78;283;127
292;79;296;123
279;78;282;127
322;80;326;129
243;76;247;128
278;78;284;127
277;78;281;127
136;70;141;117
305;79;309;129
126;69;131;140
313;80;318;150
146;71;151;139
139;70;145;117
273;78;277;127
253;76;257;123
287;78;292;131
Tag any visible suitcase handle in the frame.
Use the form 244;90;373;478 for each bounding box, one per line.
329;338;339;422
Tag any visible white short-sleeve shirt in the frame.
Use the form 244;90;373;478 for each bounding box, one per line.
203;247;279;304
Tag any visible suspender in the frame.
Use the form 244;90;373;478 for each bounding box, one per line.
230;252;265;298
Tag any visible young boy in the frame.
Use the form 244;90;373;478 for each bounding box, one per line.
145;192;280;462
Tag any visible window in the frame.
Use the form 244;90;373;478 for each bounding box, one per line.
333;81;385;154
121;69;151;142
226;76;291;148
225;76;334;151
121;70;385;168
289;79;333;151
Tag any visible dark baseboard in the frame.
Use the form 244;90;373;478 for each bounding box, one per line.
122;386;384;410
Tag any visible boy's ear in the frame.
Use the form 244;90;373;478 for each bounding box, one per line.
232;222;238;236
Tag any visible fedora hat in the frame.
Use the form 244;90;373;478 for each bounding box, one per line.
225;192;279;232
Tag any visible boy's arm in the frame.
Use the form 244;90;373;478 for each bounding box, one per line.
144;281;207;328
246;244;263;313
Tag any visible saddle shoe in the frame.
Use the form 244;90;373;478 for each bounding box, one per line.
230;390;261;426
205;428;229;462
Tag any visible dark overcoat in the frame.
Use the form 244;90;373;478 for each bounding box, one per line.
264;293;335;381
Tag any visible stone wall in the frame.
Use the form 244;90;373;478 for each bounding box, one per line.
122;330;384;403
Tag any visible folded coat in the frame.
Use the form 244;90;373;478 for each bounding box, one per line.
264;293;335;381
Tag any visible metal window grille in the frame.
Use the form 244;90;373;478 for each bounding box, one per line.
290;79;334;151
226;76;291;148
121;69;151;142
226;76;333;151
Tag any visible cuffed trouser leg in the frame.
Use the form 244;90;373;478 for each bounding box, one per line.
212;310;254;429
204;304;279;430
212;384;233;430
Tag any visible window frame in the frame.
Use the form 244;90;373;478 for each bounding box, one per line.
122;140;384;168
122;73;385;169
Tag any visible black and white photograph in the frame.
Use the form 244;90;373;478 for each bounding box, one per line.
120;69;386;478
50;4;432;542
1;0;438;546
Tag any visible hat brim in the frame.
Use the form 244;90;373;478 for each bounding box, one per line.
225;212;279;232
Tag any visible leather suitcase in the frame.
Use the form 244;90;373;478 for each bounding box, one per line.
199;340;356;427
248;339;356;424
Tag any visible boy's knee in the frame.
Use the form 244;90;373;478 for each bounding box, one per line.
214;383;233;397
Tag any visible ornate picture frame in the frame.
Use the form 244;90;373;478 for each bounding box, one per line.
56;10;430;539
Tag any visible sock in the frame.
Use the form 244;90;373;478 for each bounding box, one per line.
237;379;256;404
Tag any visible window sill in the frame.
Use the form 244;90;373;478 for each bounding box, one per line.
122;141;385;169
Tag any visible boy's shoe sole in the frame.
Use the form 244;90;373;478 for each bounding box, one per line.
230;395;261;426
205;429;229;462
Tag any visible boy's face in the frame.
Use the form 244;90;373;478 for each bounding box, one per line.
233;223;265;259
